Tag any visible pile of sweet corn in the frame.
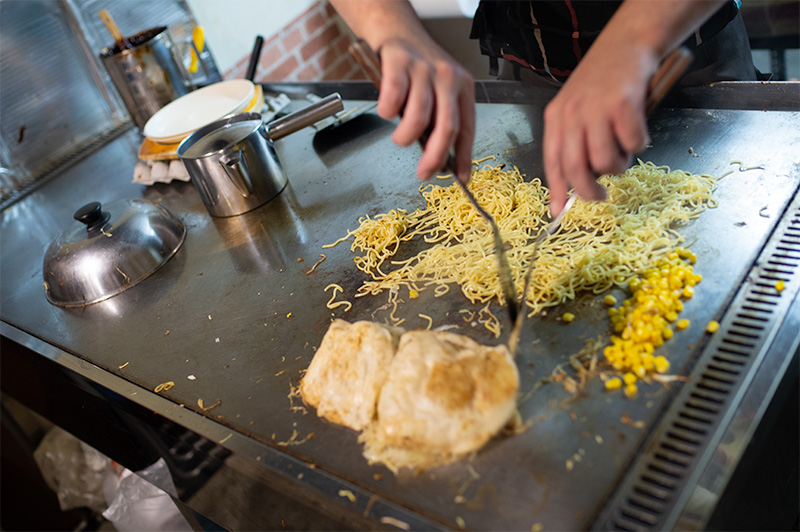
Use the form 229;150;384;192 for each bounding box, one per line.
603;247;702;397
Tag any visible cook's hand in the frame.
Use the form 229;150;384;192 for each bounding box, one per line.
544;44;659;216
377;37;475;183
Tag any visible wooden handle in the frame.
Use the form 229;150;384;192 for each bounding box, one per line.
348;39;383;89
98;9;127;50
646;47;693;115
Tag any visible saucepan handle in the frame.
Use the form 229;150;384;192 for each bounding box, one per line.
265;93;343;141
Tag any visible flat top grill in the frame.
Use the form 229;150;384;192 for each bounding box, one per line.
1;99;799;530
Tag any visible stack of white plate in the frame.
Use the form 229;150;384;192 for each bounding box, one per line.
143;79;262;145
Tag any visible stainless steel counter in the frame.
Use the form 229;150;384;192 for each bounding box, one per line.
2;83;799;530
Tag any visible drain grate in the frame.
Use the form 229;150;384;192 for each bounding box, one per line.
597;198;800;531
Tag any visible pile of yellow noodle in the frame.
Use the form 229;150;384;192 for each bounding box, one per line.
330;160;717;318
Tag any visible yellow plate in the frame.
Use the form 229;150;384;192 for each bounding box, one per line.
243;83;263;113
138;137;179;161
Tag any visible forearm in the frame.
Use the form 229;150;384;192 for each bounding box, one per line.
329;0;436;51
329;0;476;183
543;0;729;214
590;0;729;64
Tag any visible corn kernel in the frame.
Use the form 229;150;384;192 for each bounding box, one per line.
775;280;786;293
562;312;575;323
706;320;720;333
604;294;618;306
605;377;623;391
409;289;419;299
603;250;700;391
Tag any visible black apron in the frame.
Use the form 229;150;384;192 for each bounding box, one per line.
470;0;759;86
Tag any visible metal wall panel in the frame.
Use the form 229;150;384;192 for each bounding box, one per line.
0;0;124;202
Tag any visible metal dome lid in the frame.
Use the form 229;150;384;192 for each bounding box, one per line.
43;199;186;307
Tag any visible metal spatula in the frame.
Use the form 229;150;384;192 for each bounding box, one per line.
349;39;520;324
507;194;576;353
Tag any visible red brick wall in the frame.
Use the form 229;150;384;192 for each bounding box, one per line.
223;1;367;82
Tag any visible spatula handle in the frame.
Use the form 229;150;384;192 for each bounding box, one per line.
646;47;693;115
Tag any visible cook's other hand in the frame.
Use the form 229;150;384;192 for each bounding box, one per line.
331;0;475;183
543;38;655;216
544;0;727;216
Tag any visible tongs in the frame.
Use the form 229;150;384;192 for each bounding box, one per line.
508;46;694;354
349;39;520;324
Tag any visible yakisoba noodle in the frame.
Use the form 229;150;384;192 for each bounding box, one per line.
324;283;352;312
330;160;717;320
330;209;412;278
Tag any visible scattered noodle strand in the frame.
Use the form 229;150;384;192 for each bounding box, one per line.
418;313;433;330
306;254;326;274
478;303;502;338
325;284;352;312
322;235;352;249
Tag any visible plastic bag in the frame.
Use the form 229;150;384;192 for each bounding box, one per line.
34;426;192;531
102;458;192;532
33;426;108;512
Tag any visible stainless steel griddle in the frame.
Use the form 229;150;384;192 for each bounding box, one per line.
1;84;798;531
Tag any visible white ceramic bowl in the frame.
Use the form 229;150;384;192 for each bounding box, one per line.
143;79;255;144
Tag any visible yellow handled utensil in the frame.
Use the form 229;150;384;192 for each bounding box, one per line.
98;9;129;51
189;26;205;73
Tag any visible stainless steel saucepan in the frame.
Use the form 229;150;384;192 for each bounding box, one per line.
177;93;343;217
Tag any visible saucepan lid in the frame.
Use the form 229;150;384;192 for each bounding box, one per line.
43;199;186;307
